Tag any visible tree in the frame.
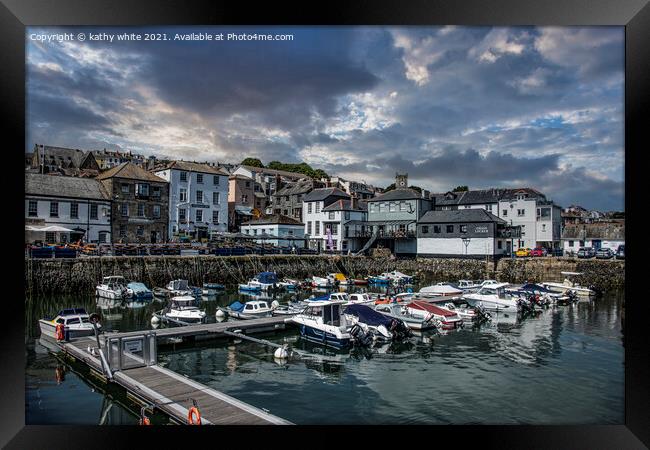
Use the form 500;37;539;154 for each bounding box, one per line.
241;158;264;168
453;185;469;192
384;183;422;193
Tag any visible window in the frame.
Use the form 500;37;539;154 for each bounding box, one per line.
520;225;526;236
180;171;187;182
152;186;161;197
197;173;203;184
344;211;350;220
179;188;187;202
329;212;335;220
120;203;128;217
542;224;546;232
119;225;126;238
212;210;219;224
464;205;471;209
517;209;525;217
389;202;397;212
179;208;186;221
28;200;37;217
446;225;454;233
342;240;348;250
569;240;574;247
308;203;312;214
502;209;508;217
213;192;220;204
196;210;203;222
245;181;250;188
70;202;79;219
399;202;407;211
460;225;467;233
60;233;68;243
434;225;441;233
137;226;144;237
153;205;161;218
538;207;551;220
316;202;321;213
486;204;493;212
242;194;248;203
315;221;320;235
307;222;312;235
90;204;98;220
213;175;220;185
46;231;56;242
138;203;145;217
422;225;429;234
49;202;58;217
253;229;258;235
121;183;130;193
136;183;149;196
332;223;338;235
196;190;203;203
98;231;108;243
369;203;376;213
498;240;503;249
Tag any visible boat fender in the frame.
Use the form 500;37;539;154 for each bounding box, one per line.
55;323;65;341
188;406;201;425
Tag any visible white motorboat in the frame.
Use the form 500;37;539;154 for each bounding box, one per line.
311;276;332;288
541;272;595;297
374;302;438;330
291;299;354;349
462;283;521;313
246;272;280;291
456;279;486;291
219;300;273;319
406;300;464;330
418;282;463;298
347;293;376;305
166;279;195;297
381;270;414;284
343;303;411;342
327;273;354;286
277;279;299;290
39;307;100;340
162;296;206;324
429;298;489;322
96;276;132;299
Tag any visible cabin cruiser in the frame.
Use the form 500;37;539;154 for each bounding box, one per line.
327;273;353;286
311;276;332;288
247;272;280;291
165;279;195;297
220;300;273;319
127;282;153;300
202;283;225;295
456;280;487;292
418;282;463;298
39;308;101;339
96;276;133;299
540;272;595;297
347;293;375;305
290;299;355;349
374;302;438;330
343;304;411;342
462;283;521;313
381;271;414;284
162;296;206;324
406;300;464;330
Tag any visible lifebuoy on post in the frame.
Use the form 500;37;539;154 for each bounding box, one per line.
55;323;65;341
187;406;201;425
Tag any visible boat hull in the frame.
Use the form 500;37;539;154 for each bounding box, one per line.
95;288;124;299
298;324;351;349
541;283;594;296
38;320;98;340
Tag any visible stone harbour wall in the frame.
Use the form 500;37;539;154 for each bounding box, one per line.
25;255;624;297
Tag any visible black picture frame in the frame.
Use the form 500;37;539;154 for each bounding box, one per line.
2;0;646;448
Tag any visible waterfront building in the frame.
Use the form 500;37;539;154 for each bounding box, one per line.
271;178;325;221
232;165;306;200
30;144;100;174
96;162;169;243
240;214;305;247
25;173;111;244
350;173;432;256
302;187;351;252
152;160;229;240
416;209;515;258
324;198;368;252
561;221;625;253
227;175;268;231
92;148;146;169
327;176;376;200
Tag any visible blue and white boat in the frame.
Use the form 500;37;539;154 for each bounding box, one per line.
219;300;273;320
290;299;354;349
367;275;390;285
239;282;263;292
127;282;153;300
202;282;226;295
245;272;279;291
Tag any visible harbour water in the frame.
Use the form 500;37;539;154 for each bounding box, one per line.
25;280;624;425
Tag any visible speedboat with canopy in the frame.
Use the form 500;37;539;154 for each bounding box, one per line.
418;282;463;298
406;300;464;330
462;283;520;313
373;302;438;330
343;304;412;342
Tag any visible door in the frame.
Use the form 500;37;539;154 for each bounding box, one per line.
150;231;157;243
592;240;601;250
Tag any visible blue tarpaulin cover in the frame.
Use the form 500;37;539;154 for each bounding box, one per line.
257;272;279;284
520;283;554;293
344;304;394;327
229;301;245;312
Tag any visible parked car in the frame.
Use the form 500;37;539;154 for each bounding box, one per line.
515;248;532;257
595;248;614;259
549;248;563;257
530;247;548;257
577;247;596;258
616;245;625;260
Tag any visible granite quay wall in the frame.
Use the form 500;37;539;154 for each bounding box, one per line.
25;255;624;297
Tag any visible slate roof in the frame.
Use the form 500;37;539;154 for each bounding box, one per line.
322;199;368;212
303;187;349;202
369;188;422;202
96;162;167;183
274;179;315;196
25;173;110;200
238;165;307;179
33;144;97;169
561;223;625;240
155;160;229;176
432;187;546;206
241;214;304;226
418;209;507;224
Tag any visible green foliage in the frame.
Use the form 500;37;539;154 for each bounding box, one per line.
266;161;329;179
384;183;422;193
453;185;469;192
241;158;264;168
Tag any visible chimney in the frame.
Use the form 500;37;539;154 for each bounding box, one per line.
422;190;430;199
351;196;358;209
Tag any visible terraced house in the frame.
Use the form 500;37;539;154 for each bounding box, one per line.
97;162;169;243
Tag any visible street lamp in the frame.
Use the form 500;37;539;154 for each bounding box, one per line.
462;237;471;256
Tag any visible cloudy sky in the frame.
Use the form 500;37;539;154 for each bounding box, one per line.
26;26;624;210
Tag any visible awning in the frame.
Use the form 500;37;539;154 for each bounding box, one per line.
25;225;75;232
344;219;416;227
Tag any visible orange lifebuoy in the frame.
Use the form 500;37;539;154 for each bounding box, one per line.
187;406;201;425
55;323;65;341
139;416;151;425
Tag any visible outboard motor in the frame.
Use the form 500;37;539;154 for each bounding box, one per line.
388;318;412;340
349;324;373;347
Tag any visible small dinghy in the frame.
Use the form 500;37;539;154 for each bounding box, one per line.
367;275;390;285
327;273;353;286
381;270;414;284
239;282;263;292
39;308;100;340
429;298;490;322
245;272;280;291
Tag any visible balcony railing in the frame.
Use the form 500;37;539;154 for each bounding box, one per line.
351;230;416;239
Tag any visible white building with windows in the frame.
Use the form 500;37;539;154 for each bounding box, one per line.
25;173;112;243
153;161;229;240
240;214;305;247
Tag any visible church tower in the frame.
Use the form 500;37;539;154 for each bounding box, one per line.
395;172;408;189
